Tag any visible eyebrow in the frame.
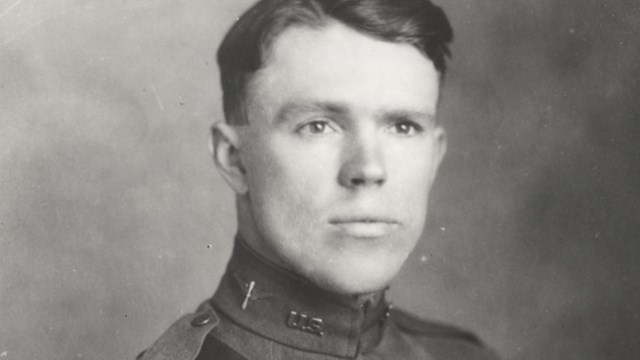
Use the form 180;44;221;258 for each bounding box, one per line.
274;100;436;125
275;101;350;124
378;109;436;125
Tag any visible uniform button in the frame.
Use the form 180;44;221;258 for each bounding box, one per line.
191;312;212;327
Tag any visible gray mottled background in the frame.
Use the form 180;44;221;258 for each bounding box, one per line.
1;0;638;359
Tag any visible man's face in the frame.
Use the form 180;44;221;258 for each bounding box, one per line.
233;22;446;294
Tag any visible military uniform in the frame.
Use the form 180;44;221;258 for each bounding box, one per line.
139;239;500;360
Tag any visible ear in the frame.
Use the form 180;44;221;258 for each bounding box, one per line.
430;126;448;182
210;122;248;194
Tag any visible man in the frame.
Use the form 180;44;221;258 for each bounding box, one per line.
140;0;500;359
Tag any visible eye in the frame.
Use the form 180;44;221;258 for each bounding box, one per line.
388;121;423;136
297;120;337;136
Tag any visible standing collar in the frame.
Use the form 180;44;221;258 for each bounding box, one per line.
211;236;391;358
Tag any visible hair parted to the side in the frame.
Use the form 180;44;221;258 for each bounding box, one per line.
217;0;454;125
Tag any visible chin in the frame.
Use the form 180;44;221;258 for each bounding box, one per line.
305;256;405;295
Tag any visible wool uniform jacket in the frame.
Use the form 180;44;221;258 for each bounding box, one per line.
139;240;501;360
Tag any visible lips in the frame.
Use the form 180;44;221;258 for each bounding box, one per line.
329;216;400;238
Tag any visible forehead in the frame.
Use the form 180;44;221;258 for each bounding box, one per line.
248;22;440;117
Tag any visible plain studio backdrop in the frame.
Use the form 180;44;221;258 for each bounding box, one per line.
1;0;638;359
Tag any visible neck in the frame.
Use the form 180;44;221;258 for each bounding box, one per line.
211;236;392;358
235;196;289;271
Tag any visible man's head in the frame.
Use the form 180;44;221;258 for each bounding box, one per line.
218;0;453;126
213;0;453;295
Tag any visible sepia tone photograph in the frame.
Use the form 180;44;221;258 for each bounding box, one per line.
1;0;638;359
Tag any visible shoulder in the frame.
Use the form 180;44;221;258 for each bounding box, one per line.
390;307;502;360
137;302;220;360
390;307;482;344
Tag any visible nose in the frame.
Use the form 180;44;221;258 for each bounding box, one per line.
338;132;387;189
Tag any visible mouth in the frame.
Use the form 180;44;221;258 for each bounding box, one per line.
329;217;400;239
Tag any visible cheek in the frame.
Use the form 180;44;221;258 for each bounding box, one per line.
386;149;437;219
244;139;336;219
263;139;337;189
388;143;438;188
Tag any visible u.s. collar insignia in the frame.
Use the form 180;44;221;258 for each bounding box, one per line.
287;311;325;337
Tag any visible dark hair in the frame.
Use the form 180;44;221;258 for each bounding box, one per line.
218;0;454;124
